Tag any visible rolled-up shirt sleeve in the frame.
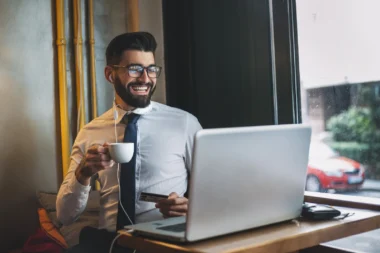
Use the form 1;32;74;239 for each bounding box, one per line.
56;143;91;225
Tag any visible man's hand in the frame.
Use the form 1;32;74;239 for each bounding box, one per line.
75;143;114;185
155;192;188;218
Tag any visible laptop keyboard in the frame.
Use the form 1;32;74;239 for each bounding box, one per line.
156;222;187;232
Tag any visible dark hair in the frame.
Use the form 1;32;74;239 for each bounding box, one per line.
106;32;157;65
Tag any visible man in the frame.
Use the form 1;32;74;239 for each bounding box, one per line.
57;32;202;252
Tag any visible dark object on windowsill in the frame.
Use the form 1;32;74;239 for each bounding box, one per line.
302;203;354;220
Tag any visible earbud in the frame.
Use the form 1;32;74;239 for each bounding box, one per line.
109;74;113;82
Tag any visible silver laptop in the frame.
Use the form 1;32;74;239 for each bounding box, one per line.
124;124;311;242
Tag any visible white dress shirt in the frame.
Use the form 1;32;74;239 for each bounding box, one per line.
56;101;202;231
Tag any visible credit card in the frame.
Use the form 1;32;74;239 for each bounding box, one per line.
139;192;168;203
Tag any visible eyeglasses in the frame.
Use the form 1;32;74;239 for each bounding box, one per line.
112;64;162;78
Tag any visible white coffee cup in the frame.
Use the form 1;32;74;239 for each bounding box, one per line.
108;143;134;163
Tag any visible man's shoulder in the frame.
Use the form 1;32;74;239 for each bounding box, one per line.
82;109;113;130
151;102;202;132
152;102;197;121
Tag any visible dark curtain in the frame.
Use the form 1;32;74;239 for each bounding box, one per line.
162;0;300;128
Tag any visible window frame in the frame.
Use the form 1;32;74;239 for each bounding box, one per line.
283;0;379;207
271;0;302;124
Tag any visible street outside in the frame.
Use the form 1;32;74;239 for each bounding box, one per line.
332;179;380;198
338;179;380;198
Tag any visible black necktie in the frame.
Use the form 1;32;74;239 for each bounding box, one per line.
116;113;140;230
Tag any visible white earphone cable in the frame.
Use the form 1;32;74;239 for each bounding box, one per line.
108;232;136;253
108;233;122;253
114;103;118;144
117;163;134;226
113;98;134;225
109;93;136;253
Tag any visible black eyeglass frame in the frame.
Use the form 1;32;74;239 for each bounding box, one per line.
111;64;162;78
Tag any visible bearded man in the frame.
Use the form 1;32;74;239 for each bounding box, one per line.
57;32;202;253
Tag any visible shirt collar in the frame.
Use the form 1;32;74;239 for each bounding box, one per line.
114;102;153;124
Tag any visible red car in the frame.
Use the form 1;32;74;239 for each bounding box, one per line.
305;141;365;192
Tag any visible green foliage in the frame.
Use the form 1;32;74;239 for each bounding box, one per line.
357;86;374;106
326;84;380;178
357;85;380;128
327;107;378;143
329;142;370;164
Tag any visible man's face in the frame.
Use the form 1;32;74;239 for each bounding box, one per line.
113;50;157;108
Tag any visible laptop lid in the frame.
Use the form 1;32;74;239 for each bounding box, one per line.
185;124;311;241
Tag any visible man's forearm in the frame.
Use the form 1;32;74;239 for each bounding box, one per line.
56;161;92;225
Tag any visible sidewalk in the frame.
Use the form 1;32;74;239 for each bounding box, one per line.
361;179;380;192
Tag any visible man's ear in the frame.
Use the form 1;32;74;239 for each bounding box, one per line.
104;66;114;83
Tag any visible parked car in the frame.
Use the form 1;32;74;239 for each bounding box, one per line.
306;141;365;192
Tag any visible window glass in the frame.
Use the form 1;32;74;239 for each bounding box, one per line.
297;0;380;198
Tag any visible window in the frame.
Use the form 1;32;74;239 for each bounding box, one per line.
296;1;380;250
297;0;380;198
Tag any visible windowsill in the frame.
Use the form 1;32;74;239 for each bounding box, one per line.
304;191;380;211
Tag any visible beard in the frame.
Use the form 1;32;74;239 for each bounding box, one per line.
113;77;156;108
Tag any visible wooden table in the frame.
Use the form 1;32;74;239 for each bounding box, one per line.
117;206;380;253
